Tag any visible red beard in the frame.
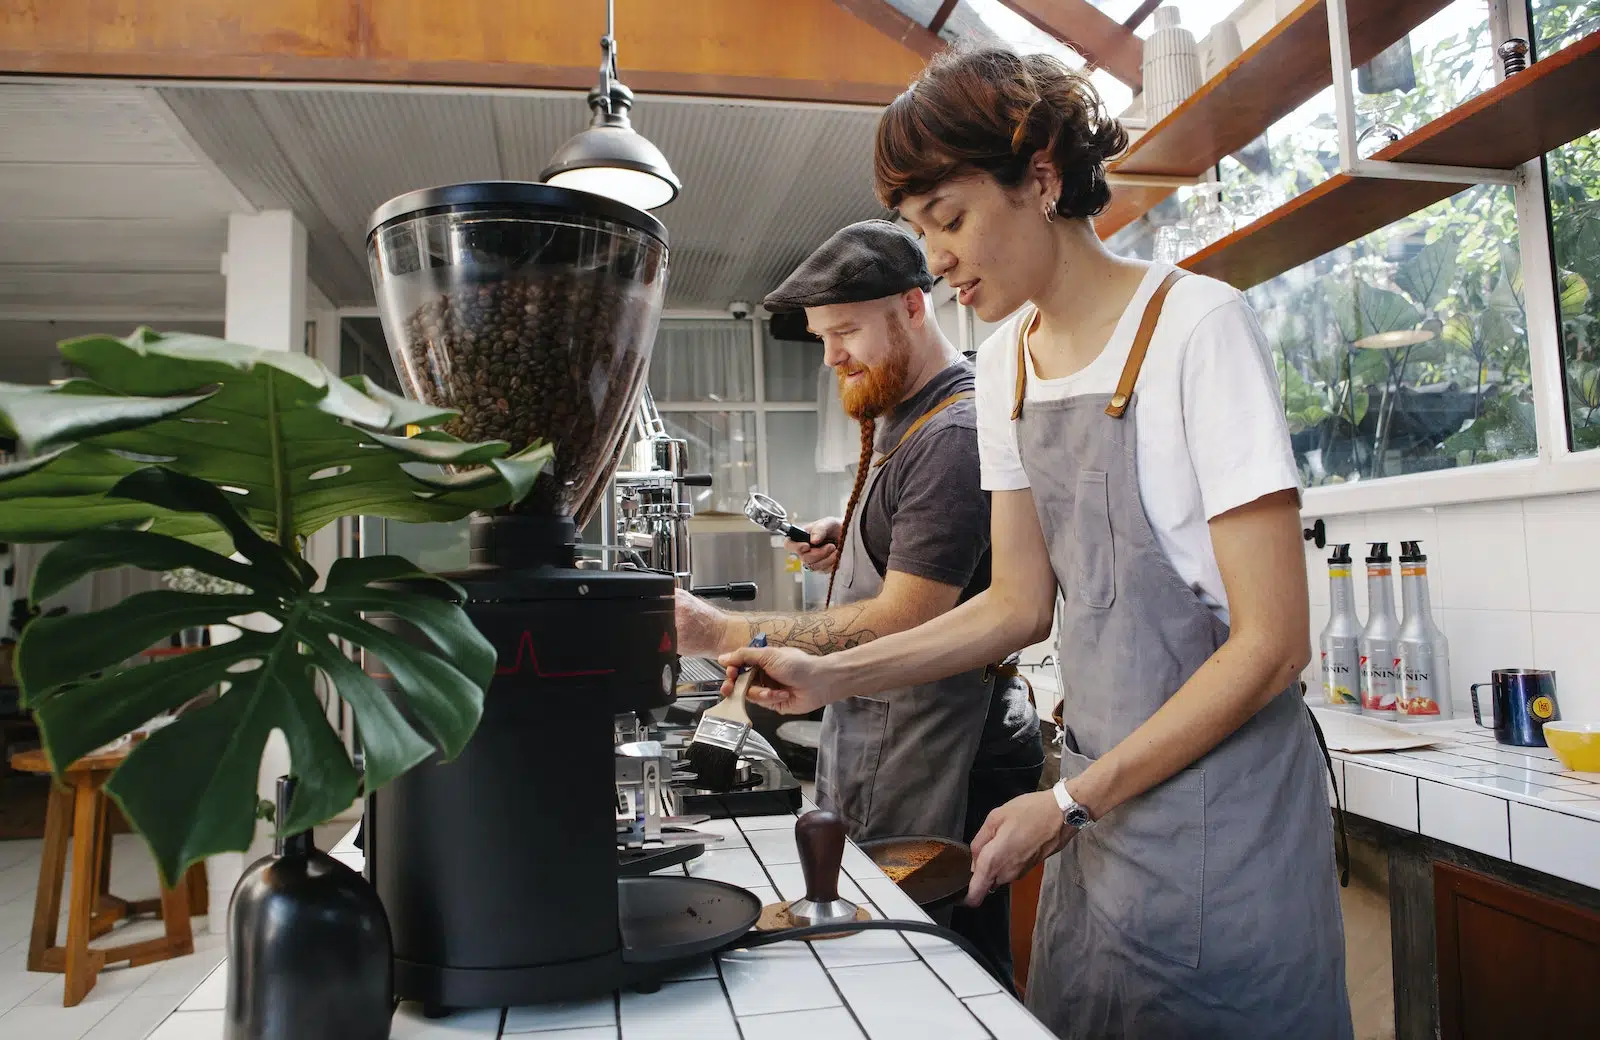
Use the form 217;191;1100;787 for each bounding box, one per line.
837;317;912;420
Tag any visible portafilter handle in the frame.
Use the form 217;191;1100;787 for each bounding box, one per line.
744;492;816;545
691;582;759;602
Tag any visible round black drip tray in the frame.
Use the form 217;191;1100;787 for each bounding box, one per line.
618;876;761;964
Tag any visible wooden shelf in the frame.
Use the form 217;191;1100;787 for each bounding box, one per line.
1182;31;1600;290
1098;0;1453;238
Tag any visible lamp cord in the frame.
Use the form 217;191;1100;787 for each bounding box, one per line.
595;0;618;115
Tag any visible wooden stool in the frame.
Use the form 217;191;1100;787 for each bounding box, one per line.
11;746;201;1006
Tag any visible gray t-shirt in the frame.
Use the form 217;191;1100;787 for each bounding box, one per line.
859;360;990;602
858;359;1037;765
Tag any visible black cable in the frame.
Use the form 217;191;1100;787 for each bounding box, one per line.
738;918;1004;984
1306;706;1351;889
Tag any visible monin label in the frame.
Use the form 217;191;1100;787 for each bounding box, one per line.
1359;543;1401;718
1397;541;1452;718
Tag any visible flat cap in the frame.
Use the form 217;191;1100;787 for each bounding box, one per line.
763;219;934;313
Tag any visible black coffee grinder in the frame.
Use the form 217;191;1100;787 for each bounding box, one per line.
363;182;760;1013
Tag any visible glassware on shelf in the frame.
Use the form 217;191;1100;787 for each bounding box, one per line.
1189;186;1236;247
1153;223;1202;264
1357;122;1404;159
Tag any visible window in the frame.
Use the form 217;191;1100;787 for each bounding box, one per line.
648;318;854;525
659;411;758;515
1535;0;1600;453
340;316;400;394
1249;184;1534;486
1106;0;1600;502
1549;134;1600;451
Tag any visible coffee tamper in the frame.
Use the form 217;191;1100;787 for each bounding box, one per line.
787;810;861;927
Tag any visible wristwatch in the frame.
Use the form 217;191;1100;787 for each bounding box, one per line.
1052;779;1095;831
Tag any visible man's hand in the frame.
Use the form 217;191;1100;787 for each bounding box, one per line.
788;517;842;574
964;791;1073;907
674;589;729;657
717;644;839;716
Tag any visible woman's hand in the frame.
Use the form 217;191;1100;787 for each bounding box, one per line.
718;644;839;715
964;791;1072;907
788;517;842;574
673;589;729;657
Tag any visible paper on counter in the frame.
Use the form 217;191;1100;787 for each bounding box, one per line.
1310;706;1442;753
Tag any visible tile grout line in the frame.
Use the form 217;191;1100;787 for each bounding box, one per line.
735;811;873;1040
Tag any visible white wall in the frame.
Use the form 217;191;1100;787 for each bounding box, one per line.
1303;491;1600;724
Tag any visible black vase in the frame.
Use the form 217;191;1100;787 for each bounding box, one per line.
226;777;393;1040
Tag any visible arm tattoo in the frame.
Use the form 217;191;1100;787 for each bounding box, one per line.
727;604;881;656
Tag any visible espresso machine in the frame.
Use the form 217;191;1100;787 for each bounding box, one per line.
363;181;763;1012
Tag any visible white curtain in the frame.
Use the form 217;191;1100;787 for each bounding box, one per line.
9;541;163;624
649;320;756;403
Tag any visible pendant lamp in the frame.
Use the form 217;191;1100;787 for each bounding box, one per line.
540;0;681;211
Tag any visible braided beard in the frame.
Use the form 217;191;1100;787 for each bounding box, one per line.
825;418;876;609
825;316;914;607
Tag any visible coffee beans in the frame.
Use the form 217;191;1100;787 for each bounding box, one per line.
398;270;649;518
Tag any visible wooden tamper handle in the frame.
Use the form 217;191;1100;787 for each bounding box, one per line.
795;810;846;903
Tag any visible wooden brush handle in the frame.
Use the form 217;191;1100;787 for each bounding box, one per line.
795;810;846;903
728;666;756;709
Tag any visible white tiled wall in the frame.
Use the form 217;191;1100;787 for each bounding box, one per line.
1304;491;1600;723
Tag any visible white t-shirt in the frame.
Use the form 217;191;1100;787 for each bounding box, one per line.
975;264;1300;625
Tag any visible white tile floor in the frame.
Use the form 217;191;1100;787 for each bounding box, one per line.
0;825;346;1040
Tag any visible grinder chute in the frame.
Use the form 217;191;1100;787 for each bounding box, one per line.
363;182;759;1014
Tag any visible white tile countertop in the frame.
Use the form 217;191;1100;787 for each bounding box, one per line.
146;810;1053;1040
1321;714;1600;891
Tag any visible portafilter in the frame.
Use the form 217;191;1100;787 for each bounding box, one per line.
744;492;814;544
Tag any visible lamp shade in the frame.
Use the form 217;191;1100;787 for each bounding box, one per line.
542;124;681;211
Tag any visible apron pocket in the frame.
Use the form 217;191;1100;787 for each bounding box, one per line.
1073;470;1115;609
817;696;890;831
1060;746;1205;969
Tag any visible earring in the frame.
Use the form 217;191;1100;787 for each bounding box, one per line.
1042;200;1058;223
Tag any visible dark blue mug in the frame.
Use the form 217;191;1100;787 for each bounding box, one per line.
1470;669;1561;747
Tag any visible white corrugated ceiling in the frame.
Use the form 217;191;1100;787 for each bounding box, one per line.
157;85;892;310
0;83;236;322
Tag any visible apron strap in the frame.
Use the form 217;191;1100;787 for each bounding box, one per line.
872;391;974;469
1010;308;1040;421
1008;268;1187;422
1106;268;1185;419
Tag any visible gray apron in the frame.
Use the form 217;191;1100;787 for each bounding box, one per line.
816;395;995;843
1014;272;1352;1039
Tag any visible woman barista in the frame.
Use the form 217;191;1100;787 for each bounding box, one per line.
720;48;1353;1039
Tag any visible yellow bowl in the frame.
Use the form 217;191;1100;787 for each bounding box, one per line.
1542;721;1600;773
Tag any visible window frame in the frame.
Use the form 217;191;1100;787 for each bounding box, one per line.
1249;0;1597;519
649;310;832;516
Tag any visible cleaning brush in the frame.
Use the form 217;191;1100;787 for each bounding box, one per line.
684;633;766;792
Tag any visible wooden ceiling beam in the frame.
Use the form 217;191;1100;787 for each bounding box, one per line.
832;0;948;61
1123;1;1162;30
929;0;962;35
995;0;1144;87
0;0;930;106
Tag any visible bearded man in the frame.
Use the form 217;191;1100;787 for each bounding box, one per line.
674;219;1042;990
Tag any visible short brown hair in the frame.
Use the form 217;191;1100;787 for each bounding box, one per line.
874;47;1128;221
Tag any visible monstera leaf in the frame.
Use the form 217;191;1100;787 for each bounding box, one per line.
1395;234;1459;311
18;468;491;884
0;329;552;551
1333;281;1423;344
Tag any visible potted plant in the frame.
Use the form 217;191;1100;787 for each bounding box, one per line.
0;329;550;1038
